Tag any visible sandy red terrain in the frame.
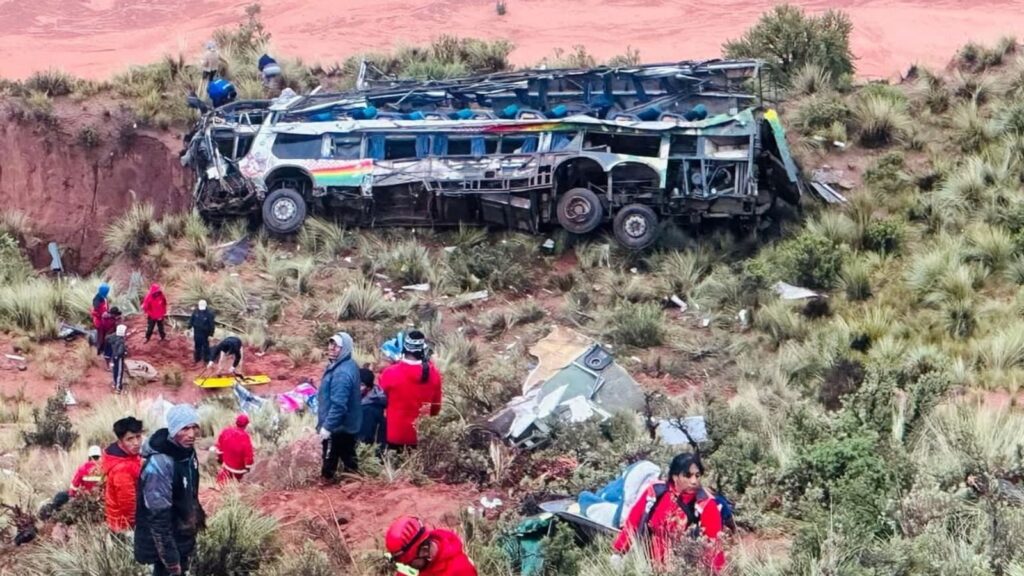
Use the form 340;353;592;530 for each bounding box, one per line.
2;0;1024;81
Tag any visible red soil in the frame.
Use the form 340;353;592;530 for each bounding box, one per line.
3;0;1024;82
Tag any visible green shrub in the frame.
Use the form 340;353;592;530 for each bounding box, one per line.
104;203;156;258
605;301;665;348
862;152;911;195
723;5;854;88
258;544;334;576
853;93;911;147
749;231;846;290
24;69;77;97
840;257;873;301
22;386;78;449
862;218;905;255
192;492;279;576
22;526;140;576
789;62;833;96
0;232;32;285
794;94;851;134
298;217;352;259
447;238;536;291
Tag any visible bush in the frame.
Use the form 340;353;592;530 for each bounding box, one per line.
22;386;78;449
22;526;140;576
259;544;334;576
24;69;77;97
862;152;911;195
862;218;905;255
298;217;352;259
749;231;846;290
605;301;665;348
447;238;536;292
723;5;854;88
853;93;911;147
0;232;32;285
794;94;851;135
76;126;101;149
192;492;279;576
104;203;156;258
840;257;873;301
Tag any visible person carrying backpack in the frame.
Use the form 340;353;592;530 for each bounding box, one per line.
108;324;129;394
378;330;442;451
613;453;730;572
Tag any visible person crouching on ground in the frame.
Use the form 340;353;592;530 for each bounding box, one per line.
40;445;104;518
379;330;442;451
385;516;478;576
108;324;129;394
316;332;362;484
188;300;215;364
135;404;205;576
141;283;168;343
613;453;727;572
213;413;254;485
207;335;243;375
359;364;387;448
104;416;144;532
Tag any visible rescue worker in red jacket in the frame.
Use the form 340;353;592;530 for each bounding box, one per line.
102;416;144;532
378;330;442;450
385;516;477;576
42;445;104;518
613;453;727;572
91;282;110;356
141;283;168;342
213;413;255;485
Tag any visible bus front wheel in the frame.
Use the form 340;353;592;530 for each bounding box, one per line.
613;204;659;250
262;188;307;235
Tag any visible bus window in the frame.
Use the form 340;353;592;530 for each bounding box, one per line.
550;132;578;151
384;136;417;160
500;135;538;153
484;136;500;154
272;134;322;160
329;135;362;159
448;137;473;155
584;132;661;157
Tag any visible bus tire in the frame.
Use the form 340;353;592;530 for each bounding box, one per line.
556;188;604;234
613;204;659;250
262;188;307;235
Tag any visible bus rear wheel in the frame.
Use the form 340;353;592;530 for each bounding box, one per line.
262;188;307;235
613;204;659;250
556;188;604;234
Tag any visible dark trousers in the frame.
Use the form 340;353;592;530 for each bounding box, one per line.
145;318;166;341
194;335;210;363
153;552;191;576
321;431;358;479
112;357;125;392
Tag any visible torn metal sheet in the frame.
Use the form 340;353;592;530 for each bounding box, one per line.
809;180;849;204
773;281;820;300
656;416;708;446
125;360;158;381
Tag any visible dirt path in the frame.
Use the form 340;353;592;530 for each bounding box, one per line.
2;0;1024;81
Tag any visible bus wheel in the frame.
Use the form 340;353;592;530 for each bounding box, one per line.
556;188;604;234
613;204;659;250
262;188;307;235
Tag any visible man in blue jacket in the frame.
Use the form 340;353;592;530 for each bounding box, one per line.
135;404;205;576
317;331;363;484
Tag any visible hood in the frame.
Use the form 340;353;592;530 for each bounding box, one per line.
430;529;467;562
102;442;140;473
147;284;163;297
362;385;387;406
96;283;110;299
141;428;194;461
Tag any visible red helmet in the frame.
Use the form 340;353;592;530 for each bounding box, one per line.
385;516;430;564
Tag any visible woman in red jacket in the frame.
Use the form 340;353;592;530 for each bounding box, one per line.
141;283;168;342
613;453;727;572
378;330;442;450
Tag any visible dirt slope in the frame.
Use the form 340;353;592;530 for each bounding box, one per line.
0;105;189;272
2;0;1024;81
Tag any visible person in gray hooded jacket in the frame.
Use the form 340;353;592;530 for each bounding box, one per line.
317;332;362;483
135;404;205;576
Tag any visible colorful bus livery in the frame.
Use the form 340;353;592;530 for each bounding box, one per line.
183;60;803;249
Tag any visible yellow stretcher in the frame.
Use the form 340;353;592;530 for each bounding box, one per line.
194;374;272;389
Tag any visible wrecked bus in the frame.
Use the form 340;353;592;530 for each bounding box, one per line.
181;60;802;249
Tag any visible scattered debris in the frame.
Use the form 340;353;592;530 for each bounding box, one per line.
4;354;25;362
125;359;159;381
655;416;708;446
773;281;821;301
401;283;430;292
737;308;751;329
670;295;688;312
63;389;77;406
219;236;252;266
808;180;849;204
448;290;489;309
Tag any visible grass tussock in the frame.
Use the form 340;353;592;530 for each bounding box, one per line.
103;203;157;258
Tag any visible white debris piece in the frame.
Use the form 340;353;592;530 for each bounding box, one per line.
402;283;430;292
773;281;820;300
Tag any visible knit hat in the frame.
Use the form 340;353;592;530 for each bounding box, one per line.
198;299;208;311
115;324;127;337
166;404;200;438
87;445;102;458
403;330;426;354
236;413;250;428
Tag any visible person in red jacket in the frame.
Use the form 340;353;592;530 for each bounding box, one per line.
141;283;168;342
378;330;442;450
385;516;477;576
213;413;255;485
102;416;144;532
91;282;110;356
41;445;104;518
613;453;726;572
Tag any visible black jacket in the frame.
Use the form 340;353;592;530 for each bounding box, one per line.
107;334;127;359
134;428;205;567
188;309;216;339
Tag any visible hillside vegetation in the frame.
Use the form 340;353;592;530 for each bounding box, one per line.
2;4;1024;576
